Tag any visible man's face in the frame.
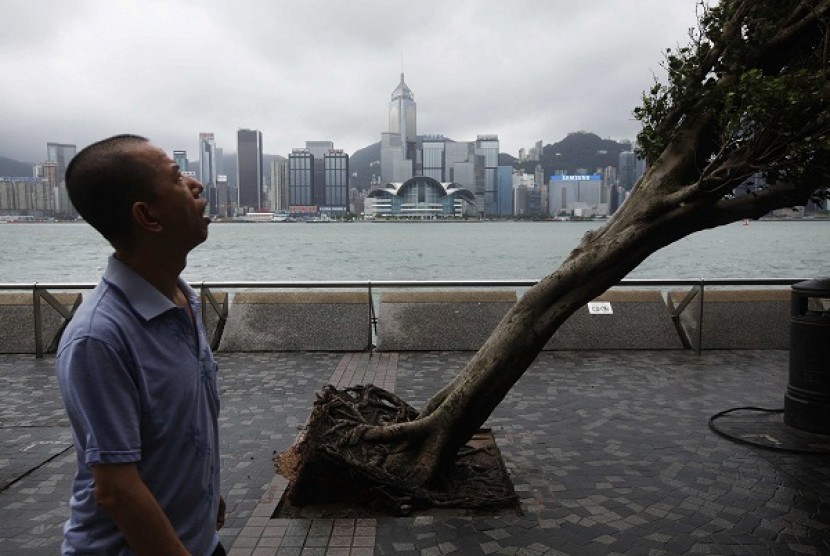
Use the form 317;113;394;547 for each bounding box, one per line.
132;143;210;251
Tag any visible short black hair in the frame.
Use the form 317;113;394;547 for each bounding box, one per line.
65;134;157;248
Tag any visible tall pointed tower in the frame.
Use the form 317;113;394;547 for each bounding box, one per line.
389;73;417;144
381;73;417;182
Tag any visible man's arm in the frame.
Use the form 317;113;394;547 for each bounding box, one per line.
92;463;190;556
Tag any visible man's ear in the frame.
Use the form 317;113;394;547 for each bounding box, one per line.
131;201;164;233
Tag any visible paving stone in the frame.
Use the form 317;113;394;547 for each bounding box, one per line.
4;350;830;554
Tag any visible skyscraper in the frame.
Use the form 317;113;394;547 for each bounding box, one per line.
46;142;77;217
496;165;513;216
237;129;263;211
216;175;231;218
618;151;637;191
270;159;289;212
475;135;500;216
287;141;349;217
422;136;446;181
199;133;217;215
381;73;417;183
323;149;349;215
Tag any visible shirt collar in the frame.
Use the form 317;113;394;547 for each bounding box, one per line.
102;255;195;321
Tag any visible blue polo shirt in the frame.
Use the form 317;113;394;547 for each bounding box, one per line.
56;256;221;555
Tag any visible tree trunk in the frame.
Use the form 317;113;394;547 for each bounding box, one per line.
283;143;740;505
280;0;828;511
283;115;819;509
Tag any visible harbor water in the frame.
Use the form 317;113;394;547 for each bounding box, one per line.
0;220;828;283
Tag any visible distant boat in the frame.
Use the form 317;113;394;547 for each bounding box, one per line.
743;219;749;226
270;215;296;223
305;215;334;223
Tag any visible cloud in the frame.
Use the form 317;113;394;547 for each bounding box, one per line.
0;0;700;164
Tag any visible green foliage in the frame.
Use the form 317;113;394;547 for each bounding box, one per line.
514;132;628;176
633;0;829;196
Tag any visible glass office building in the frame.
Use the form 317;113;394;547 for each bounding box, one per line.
237;129;263;211
46;142;77;217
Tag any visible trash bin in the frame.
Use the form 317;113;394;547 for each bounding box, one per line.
784;278;830;433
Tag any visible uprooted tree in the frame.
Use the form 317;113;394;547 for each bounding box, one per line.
280;0;830;512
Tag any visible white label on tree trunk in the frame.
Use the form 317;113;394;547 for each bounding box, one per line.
588;302;613;315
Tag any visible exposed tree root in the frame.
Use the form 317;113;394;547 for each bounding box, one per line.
276;384;518;516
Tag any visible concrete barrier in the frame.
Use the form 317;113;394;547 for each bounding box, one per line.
218;291;369;352
0;292;82;354
544;289;683;350
668;289;790;349
375;290;516;351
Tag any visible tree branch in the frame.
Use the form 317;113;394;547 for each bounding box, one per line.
711;184;812;225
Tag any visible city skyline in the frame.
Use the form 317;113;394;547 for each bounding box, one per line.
0;1;701;163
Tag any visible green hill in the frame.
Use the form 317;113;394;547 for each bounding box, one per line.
0;156;34;177
516;132;630;176
349;141;381;191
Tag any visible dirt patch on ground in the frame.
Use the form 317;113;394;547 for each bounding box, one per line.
274;427;519;518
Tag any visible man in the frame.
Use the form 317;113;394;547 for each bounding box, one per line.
56;134;225;555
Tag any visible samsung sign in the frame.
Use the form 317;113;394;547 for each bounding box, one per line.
550;175;602;181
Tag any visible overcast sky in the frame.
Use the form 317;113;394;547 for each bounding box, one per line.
1;1;702;163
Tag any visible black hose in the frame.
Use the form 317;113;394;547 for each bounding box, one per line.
708;406;830;455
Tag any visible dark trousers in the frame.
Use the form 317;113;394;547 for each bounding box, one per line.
211;542;226;556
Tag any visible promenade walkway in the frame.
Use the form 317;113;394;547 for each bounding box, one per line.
2;350;830;555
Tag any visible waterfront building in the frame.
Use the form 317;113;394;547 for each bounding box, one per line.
287;142;349;217
513;183;529;216
476;135;500;217
407;134;500;217
288;148;313;213
365;176;475;219
618;150;646;191
535;163;547;215
512;171;536;217
270;158;289;212
199;133;217;215
0;177;52;215
237;129;264;212
618;151;636;191
322;149;349;216
33;162;58;213
548;174;607;217
528;188;543;216
215;175;233;218
496;165;513;217
422;136;446;182
46;142;77;217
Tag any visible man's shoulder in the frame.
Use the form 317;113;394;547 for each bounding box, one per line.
60;280;135;346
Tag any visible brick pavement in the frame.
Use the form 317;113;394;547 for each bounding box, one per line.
2;350;830;555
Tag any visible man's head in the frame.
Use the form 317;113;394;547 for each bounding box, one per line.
66;134;208;252
66;135;157;248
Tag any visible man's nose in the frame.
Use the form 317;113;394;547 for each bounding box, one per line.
189;178;204;196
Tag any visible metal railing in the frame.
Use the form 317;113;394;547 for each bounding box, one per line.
0;278;805;358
